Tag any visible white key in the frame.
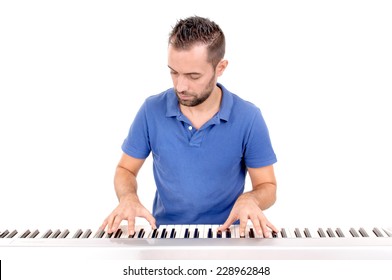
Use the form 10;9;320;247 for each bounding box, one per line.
382;227;392;237
306;227;322;238
174;224;183;238
202;225;211;238
227;225;236;238
156;225;167;238
211;224;220;238
188;225;198;238
165;225;176;238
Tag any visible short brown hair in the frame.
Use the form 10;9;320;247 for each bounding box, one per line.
169;16;225;68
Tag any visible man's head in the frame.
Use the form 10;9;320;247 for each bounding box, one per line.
168;16;228;107
169;16;225;69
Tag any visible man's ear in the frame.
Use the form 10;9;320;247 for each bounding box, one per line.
216;59;228;77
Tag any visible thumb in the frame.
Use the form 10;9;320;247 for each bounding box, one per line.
140;208;156;229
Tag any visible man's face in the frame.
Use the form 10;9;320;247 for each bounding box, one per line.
168;44;217;107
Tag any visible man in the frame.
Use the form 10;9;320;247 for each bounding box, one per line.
101;16;278;238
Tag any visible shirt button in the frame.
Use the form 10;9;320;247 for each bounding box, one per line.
188;126;193;130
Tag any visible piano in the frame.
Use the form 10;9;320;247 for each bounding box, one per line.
1;224;392;259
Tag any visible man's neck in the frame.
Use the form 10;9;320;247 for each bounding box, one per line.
180;85;222;129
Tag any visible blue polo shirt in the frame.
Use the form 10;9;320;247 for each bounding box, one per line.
122;83;277;225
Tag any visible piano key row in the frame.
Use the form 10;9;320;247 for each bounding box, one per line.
0;228;93;239
1;226;392;239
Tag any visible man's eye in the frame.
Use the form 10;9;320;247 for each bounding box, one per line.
190;75;200;80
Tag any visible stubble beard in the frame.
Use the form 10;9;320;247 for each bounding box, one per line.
175;74;216;107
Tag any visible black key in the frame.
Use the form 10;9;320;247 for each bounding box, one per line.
208;228;213;238
72;229;83;238
249;228;255;238
184;228;190;238
0;230;10;238
217;230;222;238
82;229;92;238
151;228;158;238
349;227;360;237
94;229;105;238
7;230;18;238
137;228;145;238
193;228;199;238
106;232;114;238
51;230;61;238
317;228;326;238
336;228;345;237
169;228;176;238
373;227;384;237
281;228;288;238
29;230;39;238
42;230;52;238
20;230;31;238
272;231;278;238
128;232;136;238
59;229;70;238
326;228;336;238
294;228;302;238
225;228;231;238
304;228;312;238
114;228;123;238
359;227;369;237
160;228;167;238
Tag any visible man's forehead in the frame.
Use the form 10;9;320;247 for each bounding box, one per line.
168;45;210;72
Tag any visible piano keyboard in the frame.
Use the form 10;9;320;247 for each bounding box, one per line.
1;224;392;241
2;225;392;259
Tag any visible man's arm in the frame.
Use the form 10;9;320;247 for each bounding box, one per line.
218;165;278;237
100;153;156;235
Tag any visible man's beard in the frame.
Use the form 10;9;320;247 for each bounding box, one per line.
175;75;216;107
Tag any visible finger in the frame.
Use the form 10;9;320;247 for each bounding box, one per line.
217;213;236;232
99;218;108;231
261;222;271;238
239;216;248;237
266;220;279;234
141;209;156;229
106;215;115;233
110;215;123;234
249;215;263;236
127;218;136;236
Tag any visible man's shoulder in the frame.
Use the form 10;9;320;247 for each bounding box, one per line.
220;84;260;113
233;94;259;110
229;92;261;118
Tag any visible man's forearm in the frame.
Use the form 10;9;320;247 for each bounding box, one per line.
114;165;139;202
246;182;277;210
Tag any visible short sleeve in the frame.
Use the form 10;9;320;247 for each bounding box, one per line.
244;109;277;168
121;101;151;159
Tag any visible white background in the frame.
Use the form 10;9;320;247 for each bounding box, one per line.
1;0;392;232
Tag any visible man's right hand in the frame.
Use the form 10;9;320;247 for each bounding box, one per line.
100;196;156;235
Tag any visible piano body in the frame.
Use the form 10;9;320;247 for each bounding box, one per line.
1;224;392;259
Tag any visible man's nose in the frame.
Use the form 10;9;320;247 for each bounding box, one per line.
175;75;188;93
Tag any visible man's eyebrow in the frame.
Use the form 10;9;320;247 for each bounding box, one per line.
167;65;201;75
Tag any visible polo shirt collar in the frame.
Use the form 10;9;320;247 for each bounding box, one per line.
165;83;233;122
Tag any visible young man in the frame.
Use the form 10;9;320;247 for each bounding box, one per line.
101;16;278;238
